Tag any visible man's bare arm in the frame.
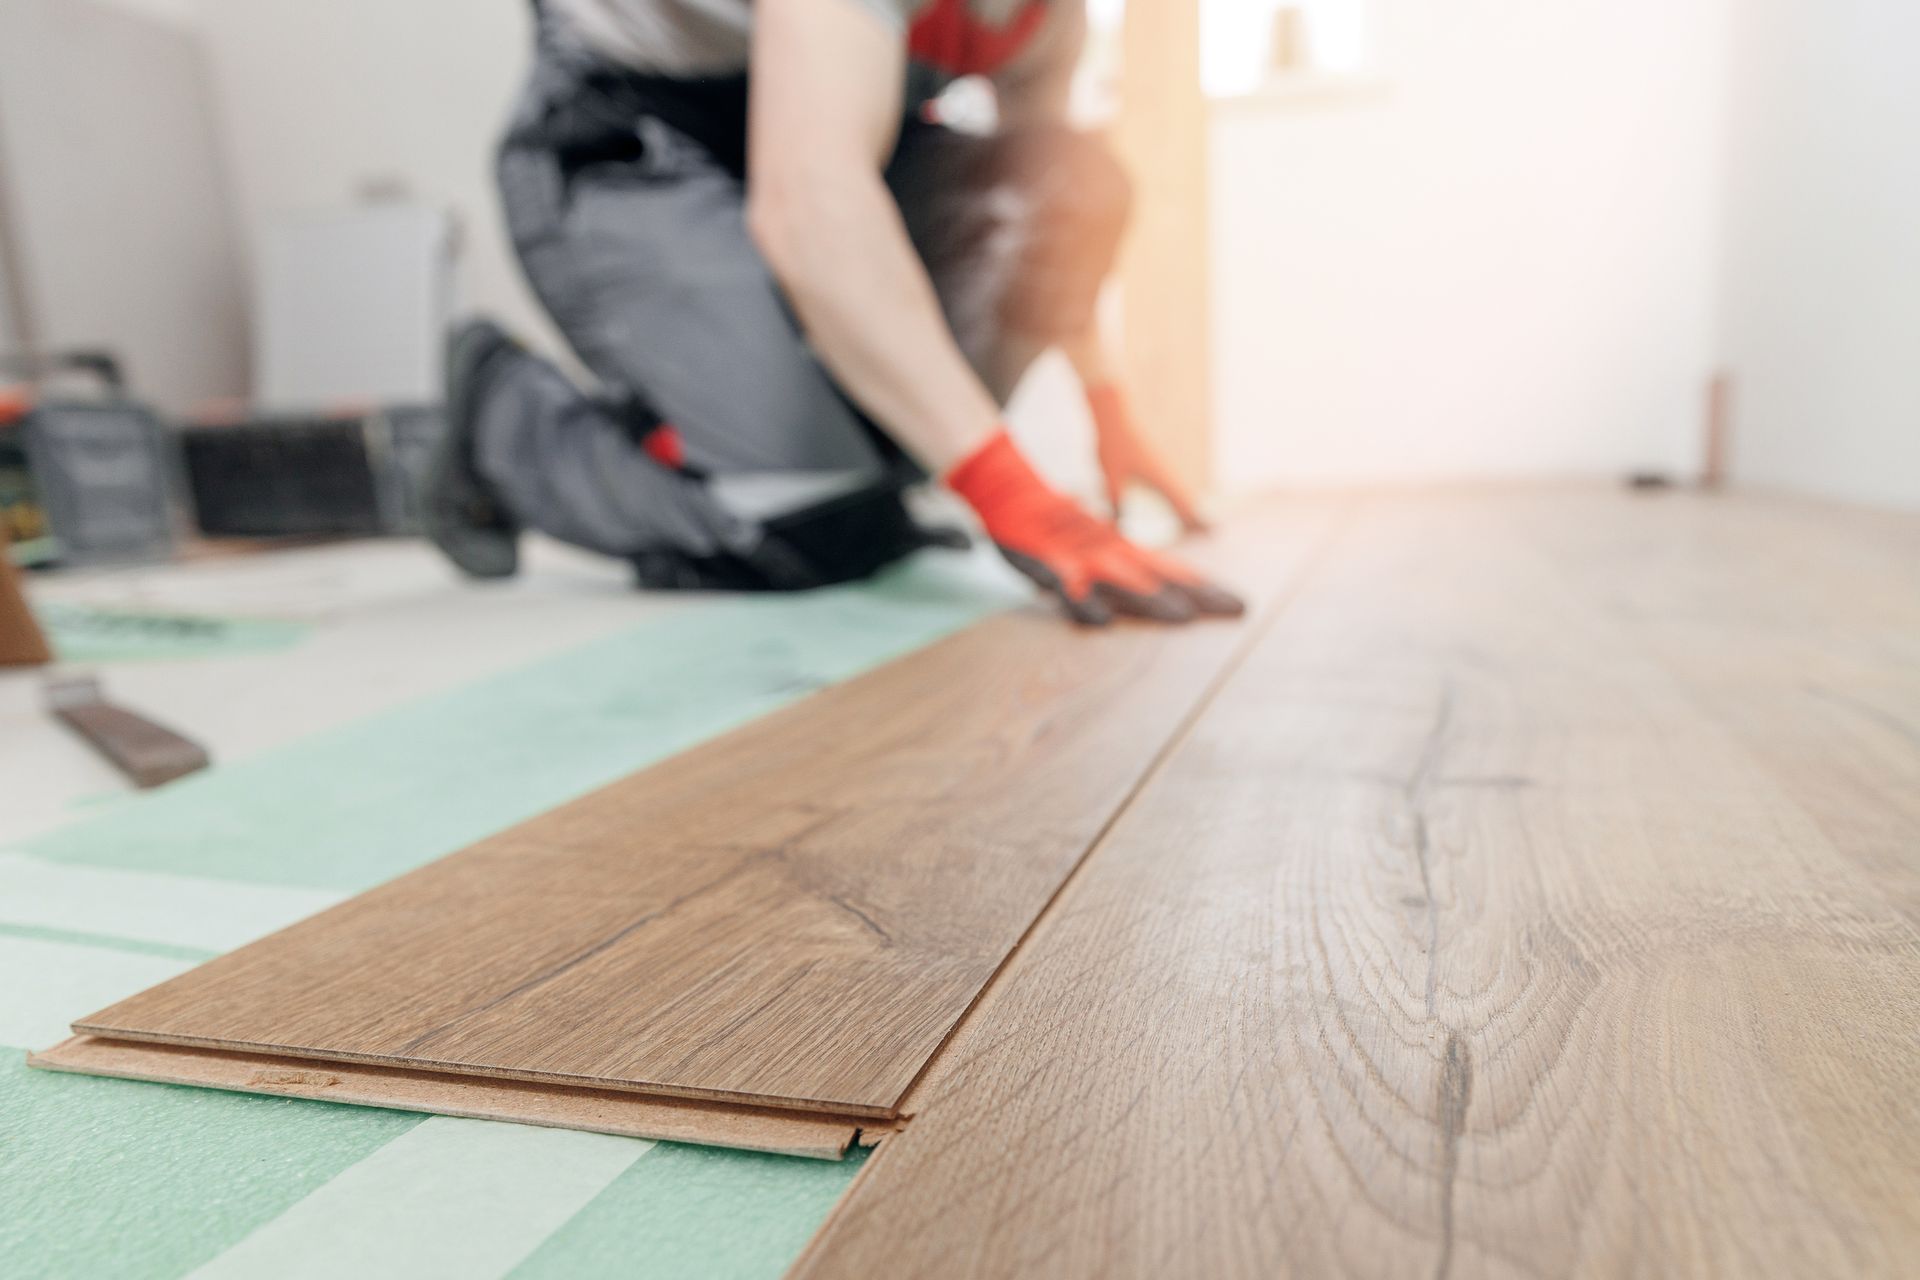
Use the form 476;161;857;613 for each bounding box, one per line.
746;0;998;473
747;0;1239;622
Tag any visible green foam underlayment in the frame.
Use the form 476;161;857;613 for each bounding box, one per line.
508;1143;867;1280
37;602;313;664
23;552;1022;890
4;550;1018;1279
0;1054;422;1278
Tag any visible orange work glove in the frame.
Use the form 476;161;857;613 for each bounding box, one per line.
1085;382;1207;532
946;430;1243;627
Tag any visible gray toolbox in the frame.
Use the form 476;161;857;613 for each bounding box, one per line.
0;351;179;566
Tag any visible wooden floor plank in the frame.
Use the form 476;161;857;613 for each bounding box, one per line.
1506;489;1920;925
66;507;1342;1118
28;1036;862;1159
793;493;1920;1279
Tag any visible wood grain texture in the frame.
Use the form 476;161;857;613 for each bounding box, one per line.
794;493;1920;1279
1508;490;1920;926
72;510;1339;1118
28;1036;861;1159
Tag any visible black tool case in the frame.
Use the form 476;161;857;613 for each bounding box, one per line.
177;404;446;538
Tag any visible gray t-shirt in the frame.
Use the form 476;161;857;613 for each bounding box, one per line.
547;0;1066;80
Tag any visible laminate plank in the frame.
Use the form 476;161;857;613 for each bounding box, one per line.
28;1036;861;1159
793;493;1920;1279
1506;490;1920;924
69;507;1342;1118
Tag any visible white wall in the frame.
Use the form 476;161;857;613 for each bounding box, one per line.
1718;0;1920;510
189;0;562;362
0;0;247;412
1210;0;1731;491
87;0;202;25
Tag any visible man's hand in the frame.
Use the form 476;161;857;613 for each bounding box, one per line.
948;430;1243;626
1086;383;1208;532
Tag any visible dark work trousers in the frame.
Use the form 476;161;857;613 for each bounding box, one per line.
480;33;1131;589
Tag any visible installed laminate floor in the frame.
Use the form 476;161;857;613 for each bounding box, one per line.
41;490;1920;1274
793;491;1920;1278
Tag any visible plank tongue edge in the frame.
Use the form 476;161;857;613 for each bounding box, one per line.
29;1035;865;1160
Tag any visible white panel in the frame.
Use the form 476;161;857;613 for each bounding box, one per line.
254;205;454;410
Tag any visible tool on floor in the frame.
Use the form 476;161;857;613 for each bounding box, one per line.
45;673;210;789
